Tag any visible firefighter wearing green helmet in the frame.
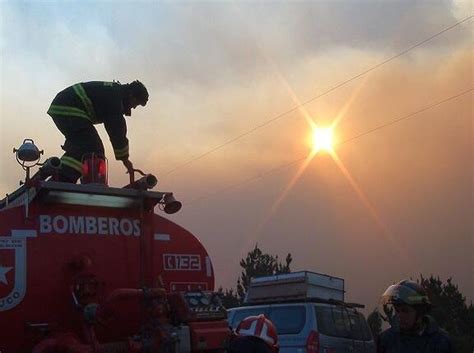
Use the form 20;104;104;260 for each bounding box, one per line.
47;80;149;183
377;280;453;353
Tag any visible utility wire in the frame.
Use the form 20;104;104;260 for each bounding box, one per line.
339;88;474;145
185;88;473;206
164;15;473;177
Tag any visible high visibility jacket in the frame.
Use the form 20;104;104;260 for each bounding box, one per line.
48;81;130;160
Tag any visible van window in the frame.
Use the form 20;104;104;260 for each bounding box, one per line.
230;305;306;335
268;306;306;334
315;306;372;341
348;312;372;340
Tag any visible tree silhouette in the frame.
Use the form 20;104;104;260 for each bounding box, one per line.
419;275;474;352
217;287;241;309
219;244;292;308
236;245;292;301
367;308;383;338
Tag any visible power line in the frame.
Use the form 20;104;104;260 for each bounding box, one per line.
339;88;474;145
164;15;473;177
185;88;472;206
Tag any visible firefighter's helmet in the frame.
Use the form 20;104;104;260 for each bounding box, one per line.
236;314;278;350
381;280;431;307
129;80;149;106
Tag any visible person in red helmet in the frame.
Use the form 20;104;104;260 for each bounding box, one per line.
377;279;452;353
47;80;149;183
227;314;279;353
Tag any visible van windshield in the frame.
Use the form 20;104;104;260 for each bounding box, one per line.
230;305;306;335
315;306;372;341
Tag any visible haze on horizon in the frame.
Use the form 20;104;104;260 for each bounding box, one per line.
0;0;472;311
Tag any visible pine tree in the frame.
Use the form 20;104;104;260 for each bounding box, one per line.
219;244;292;308
367;308;383;338
236;245;292;301
419;275;474;352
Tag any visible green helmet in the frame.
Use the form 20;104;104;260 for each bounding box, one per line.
381;280;431;307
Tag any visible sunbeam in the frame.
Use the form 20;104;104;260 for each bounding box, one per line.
253;151;317;239
329;150;418;267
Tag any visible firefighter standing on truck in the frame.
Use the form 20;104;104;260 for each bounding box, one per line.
47;80;149;183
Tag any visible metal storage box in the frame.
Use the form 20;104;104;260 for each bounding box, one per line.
245;271;345;304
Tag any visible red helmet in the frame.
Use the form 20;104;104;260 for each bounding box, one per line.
236;314;278;349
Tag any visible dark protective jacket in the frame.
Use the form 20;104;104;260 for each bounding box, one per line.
226;336;274;353
377;316;453;353
47;81;129;160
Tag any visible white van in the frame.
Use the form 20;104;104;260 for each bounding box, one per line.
227;272;376;353
228;301;375;353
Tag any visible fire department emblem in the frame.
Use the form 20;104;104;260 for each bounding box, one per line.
0;230;35;311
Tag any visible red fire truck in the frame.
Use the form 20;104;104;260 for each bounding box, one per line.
0;140;230;353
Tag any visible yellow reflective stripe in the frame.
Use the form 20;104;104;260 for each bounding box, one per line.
115;145;129;154
49;105;87;114
48;110;90;120
114;145;129;159
72;84;97;122
48;105;91;120
61;156;83;173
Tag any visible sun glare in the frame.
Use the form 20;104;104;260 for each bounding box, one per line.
312;127;334;152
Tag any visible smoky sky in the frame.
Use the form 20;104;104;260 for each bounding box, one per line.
1;1;471;89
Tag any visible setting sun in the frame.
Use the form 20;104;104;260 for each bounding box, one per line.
312;127;334;152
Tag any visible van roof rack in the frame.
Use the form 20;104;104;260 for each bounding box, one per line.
242;296;365;309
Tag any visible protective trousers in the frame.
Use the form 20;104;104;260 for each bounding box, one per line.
50;115;105;183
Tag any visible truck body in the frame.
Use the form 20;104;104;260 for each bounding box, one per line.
0;145;229;353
